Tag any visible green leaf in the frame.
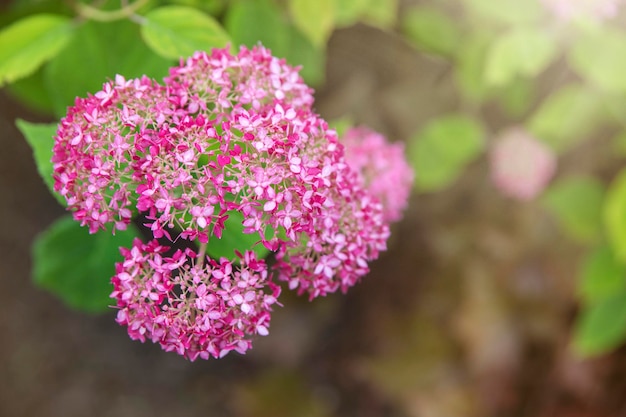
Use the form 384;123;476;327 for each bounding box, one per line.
288;0;334;48
409;115;485;191
0;14;74;86
497;77;534;118
360;0;397;28
224;0;325;85
528;84;607;153
329;116;354;138
568;27;626;93
16;119;65;205
6;68;56;114
332;0;397;28
206;211;270;261
334;0;370;27
402;7;460;56
578;245;626;304
484;28;557;86
140;5;232;59
604;168;626;261
44;19;172;117
225;0;288;54
612;130;626;158
603;94;626;125
542;177;605;243
166;0;225;15
0;0;70;28
32;216;140;313
454;32;491;102
284;27;325;86
464;0;542;25
572;290;626;356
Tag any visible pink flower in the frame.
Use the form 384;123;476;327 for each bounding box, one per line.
53;45;399;359
52;76;168;233
52;46;314;237
260;118;391;299
111;239;280;361
341;126;413;223
490;128;557;201
274;170;390;299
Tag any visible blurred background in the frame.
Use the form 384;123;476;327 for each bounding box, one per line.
2;0;626;416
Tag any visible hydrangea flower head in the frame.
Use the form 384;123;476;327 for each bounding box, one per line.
228;112;391;300
52;75;168;233
490;128;557;201
111;239;279;361
52;46;314;237
52;45;406;359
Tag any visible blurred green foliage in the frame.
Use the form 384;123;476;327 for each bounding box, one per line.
398;0;626;357
528;84;607;153
47;19;171;116
484;28;556;87
0;14;73;85
401;7;460;56
578;246;626;304
573;289;626;356
409;115;485;191
139;5;231;59
542;177;605;244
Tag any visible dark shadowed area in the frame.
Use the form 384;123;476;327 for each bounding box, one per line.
2;24;626;417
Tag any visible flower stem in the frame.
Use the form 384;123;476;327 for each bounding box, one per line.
196;242;208;269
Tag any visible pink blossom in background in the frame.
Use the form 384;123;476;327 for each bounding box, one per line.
341;126;413;223
541;0;622;22
490;128;557;201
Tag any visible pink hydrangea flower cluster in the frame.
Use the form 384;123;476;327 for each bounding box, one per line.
489;127;557;201
111;239;278;361
52;46;411;360
541;0;622;22
341;127;414;223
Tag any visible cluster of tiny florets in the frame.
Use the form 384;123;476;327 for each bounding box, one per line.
52;45;412;360
112;239;278;360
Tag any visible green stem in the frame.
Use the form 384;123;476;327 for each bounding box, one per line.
75;0;148;22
